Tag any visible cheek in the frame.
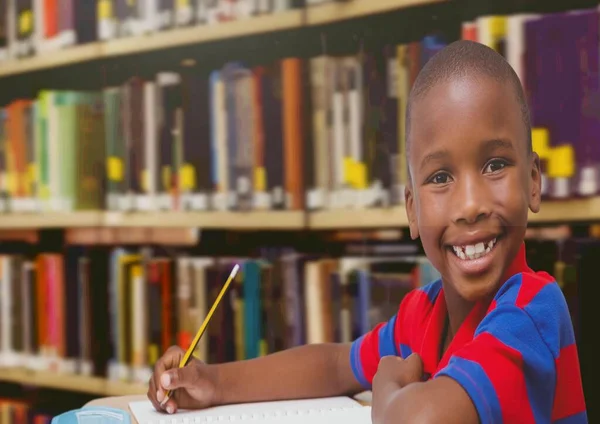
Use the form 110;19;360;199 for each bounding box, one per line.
415;190;448;221
414;192;447;259
490;172;530;216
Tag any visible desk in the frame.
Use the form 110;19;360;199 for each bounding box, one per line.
85;392;372;424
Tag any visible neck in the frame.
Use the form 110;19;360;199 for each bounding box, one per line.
443;285;477;337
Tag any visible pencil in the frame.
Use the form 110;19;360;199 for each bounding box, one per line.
160;263;240;407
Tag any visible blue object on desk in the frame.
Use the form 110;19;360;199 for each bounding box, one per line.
51;406;131;424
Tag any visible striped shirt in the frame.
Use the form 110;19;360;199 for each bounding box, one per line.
350;243;587;423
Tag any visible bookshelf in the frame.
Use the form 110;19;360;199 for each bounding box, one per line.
0;369;146;397
0;197;598;230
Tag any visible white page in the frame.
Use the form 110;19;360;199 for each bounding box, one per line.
129;397;366;423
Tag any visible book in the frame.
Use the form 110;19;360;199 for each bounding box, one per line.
129;396;371;423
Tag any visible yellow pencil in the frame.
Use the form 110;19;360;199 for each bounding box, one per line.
160;263;240;407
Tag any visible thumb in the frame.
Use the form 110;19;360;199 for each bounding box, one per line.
404;353;424;379
160;367;194;390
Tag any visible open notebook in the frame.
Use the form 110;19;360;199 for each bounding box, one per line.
129;396;372;423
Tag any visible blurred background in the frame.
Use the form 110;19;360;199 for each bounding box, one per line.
0;0;595;421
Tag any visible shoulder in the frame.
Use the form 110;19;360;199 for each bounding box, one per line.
402;279;443;311
395;280;442;350
398;279;442;324
484;270;574;359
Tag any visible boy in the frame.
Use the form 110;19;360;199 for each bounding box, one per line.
147;40;587;423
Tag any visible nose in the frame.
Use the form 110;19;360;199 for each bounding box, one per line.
451;174;491;225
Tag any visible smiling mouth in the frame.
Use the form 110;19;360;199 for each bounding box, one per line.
450;237;498;261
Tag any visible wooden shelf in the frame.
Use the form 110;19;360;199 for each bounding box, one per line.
0;43;103;77
102;210;306;229
306;0;443;25
0;210;304;229
0;211;103;229
309;207;408;229
102;10;304;58
528;197;600;223
0;0;445;78
0;197;597;230
310;196;600;229
0;368;146;396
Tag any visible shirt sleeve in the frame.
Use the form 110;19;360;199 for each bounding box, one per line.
349;313;400;389
436;278;587;424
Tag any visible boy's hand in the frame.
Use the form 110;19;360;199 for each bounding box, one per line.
371;354;424;423
147;346;220;414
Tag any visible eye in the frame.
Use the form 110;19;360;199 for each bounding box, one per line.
484;159;507;174
429;172;452;185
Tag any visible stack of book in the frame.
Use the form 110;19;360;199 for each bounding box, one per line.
0;244;440;385
2;5;599;216
0;33;447;214
462;8;600;200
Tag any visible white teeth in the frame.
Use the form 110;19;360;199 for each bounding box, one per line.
452;238;497;260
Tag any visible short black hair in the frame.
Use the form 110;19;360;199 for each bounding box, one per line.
405;40;532;159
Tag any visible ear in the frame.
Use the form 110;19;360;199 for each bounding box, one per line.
528;151;542;213
405;184;419;240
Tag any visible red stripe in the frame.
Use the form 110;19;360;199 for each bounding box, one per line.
487;299;498;313
360;322;385;383
551;344;586;420
395;290;427;346
455;332;536;424
515;275;549;309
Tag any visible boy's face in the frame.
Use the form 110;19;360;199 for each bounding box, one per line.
405;76;541;302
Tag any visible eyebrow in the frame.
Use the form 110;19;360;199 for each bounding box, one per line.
483;138;515;152
420;149;450;171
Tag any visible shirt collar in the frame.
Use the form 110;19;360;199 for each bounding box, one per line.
420;242;530;376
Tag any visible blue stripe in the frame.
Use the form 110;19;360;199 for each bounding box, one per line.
476;305;555;424
418;280;442;304
436;356;502;424
554;411;588;424
493;272;522;305
350;335;370;389
399;343;412;359
522;280;575;354
378;315;398;358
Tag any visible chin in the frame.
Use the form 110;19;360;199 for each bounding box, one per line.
455;280;499;302
440;232;510;301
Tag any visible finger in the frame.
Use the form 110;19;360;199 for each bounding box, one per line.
376;355;408;386
154;347;184;402
147;375;164;413
404;353;424;377
377;355;404;372
163;397;178;415
160;363;200;391
405;353;422;366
